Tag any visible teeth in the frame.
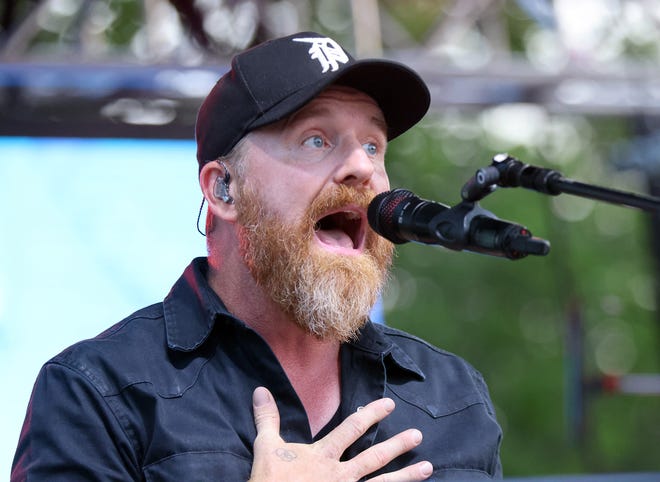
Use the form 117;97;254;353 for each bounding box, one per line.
344;211;360;220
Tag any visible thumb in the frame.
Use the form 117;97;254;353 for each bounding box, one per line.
252;386;280;440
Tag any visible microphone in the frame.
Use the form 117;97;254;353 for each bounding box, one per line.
368;189;550;260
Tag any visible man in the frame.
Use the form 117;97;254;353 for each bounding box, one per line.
12;32;502;481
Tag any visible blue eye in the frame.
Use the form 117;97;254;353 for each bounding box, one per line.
363;142;378;156
303;135;325;149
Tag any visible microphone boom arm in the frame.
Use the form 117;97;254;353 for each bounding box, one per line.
462;153;660;212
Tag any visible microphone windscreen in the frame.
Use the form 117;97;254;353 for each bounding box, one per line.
367;189;416;244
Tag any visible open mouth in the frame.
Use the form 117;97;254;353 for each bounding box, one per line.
313;207;366;253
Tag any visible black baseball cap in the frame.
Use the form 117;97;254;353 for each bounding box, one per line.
195;31;430;166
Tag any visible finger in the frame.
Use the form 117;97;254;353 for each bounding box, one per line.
252;386;280;440
347;428;425;479
366;460;434;482
316;398;396;458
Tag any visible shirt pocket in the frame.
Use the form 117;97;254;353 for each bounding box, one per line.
388;383;486;418
385;385;502;478
143;450;252;482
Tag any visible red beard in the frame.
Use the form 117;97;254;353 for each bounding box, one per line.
235;183;394;342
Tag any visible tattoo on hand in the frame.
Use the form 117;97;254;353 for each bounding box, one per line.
275;448;297;462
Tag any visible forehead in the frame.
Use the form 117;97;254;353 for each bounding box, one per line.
308;84;382;110
259;85;387;135
296;85;384;122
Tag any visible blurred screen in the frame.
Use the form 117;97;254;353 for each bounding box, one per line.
0;136;204;473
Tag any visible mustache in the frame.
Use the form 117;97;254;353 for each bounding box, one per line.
306;185;377;224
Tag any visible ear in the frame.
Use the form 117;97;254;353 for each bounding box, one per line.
199;161;238;223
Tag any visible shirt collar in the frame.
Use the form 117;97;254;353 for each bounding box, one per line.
163;257;231;351
350;321;426;381
163;257;425;381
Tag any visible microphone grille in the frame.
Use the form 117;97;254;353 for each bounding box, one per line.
368;189;415;244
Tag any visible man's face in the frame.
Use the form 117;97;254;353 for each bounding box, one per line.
233;86;395;341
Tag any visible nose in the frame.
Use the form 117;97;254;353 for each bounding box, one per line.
332;142;376;187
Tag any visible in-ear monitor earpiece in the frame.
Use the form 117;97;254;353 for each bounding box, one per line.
213;161;234;204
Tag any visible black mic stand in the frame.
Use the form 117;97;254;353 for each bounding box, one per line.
408;153;660;260
446;153;660;260
460;155;660;447
461;153;660;212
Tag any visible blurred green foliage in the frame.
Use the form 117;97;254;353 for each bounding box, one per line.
380;0;447;41
105;0;142;47
384;111;660;476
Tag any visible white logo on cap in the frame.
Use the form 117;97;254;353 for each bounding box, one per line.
293;37;349;73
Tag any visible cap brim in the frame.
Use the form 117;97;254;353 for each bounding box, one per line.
248;59;430;141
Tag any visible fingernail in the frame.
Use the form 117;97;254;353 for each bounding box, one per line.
420;461;433;477
253;387;271;407
412;429;423;444
383;398;395;412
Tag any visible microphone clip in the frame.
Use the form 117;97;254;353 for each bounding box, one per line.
434;200;550;260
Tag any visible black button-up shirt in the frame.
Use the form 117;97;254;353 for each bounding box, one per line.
12;257;502;480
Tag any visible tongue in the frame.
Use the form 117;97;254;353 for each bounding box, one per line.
316;228;354;249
